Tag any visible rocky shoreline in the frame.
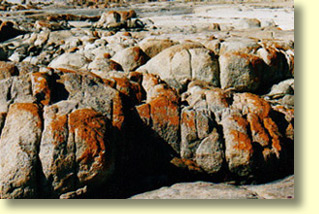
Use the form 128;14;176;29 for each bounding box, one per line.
0;0;294;199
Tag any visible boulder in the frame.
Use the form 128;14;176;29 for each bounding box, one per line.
39;105;114;197
138;38;178;58
94;11;121;29
195;129;224;174
222;110;254;176
138;43;219;92
48;53;90;70
219;52;264;92
88;58;123;76
112;46;149;72
219;37;260;54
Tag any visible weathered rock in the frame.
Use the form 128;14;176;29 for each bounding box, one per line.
149;96;180;153
112;46;149;72
219;37;260;54
244;175;294;199
257;45;291;85
222;110;253;176
0;103;42;198
130;181;260;199
138;38;178;58
195;129;224;174
266;78;294;98
0;61;18;80
39;101;77;195
139;43;219;92
69;108;112;185
94;10;138;29
34;20;70;31
219;52;264;92
95;11;121;29
88;58;123;76
48;53;90;70
180;107;198;159
131;175;294;199
31;72;51;105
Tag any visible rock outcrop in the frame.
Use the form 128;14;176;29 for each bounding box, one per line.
0;1;294;199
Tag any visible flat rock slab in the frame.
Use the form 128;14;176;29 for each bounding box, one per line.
130;175;294;199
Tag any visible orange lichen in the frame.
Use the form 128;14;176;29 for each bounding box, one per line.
150;96;180;127
263;117;282;158
92;31;100;38
286;123;294;140
49;114;68;144
102;78;116;88
69;109;107;164
112;94;125;130
136;103;151;124
142;73;160;90
272;105;294;122
247;113;270;147
56;68;77;74
230;130;253;153
235;93;271;119
231;115;249;129
109;60;123;71
103;53;111;59
181;109;196;129
112;77;130;96
31;72;51;105
132;47;145;63
121;32;131;37
170;157;202;172
67;47;78;53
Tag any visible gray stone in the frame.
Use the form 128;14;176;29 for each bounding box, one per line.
195;129;224;174
0;103;42;198
130;181;259;199
48;53;90;70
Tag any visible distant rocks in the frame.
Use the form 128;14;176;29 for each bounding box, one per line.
94;9;144;30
